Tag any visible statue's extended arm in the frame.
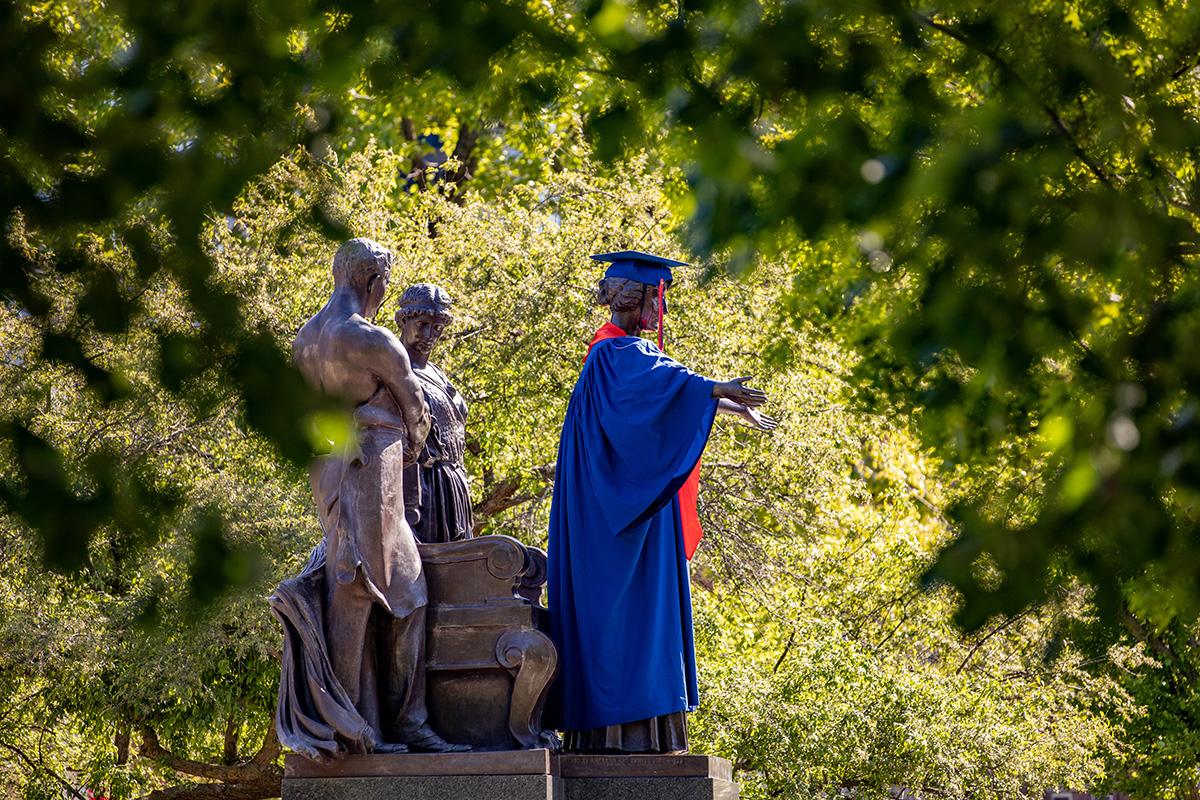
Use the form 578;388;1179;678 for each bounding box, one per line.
711;375;767;407
716;398;778;431
711;376;777;431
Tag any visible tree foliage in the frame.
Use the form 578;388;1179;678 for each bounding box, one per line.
3;0;1200;798
5;0;1200;639
0;142;1136;800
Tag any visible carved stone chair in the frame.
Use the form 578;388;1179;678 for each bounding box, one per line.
418;535;560;751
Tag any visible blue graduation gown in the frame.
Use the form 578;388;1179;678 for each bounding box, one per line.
547;335;718;731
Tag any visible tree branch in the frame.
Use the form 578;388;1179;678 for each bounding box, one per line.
138;726;280;786
1158;28;1200;84
870;593;923;654
956;610;1030;675
401;117;432;192
249;715;282;770
116;725;131;765
222;713;238;766
471;463;556;529
448;123;480;192
471;478;537;531
401;117;418;142
771;631;797;674
131;720;284;800
1170;57;1200;81
1120;606;1199;682
0;740;89;800
912;10;1114;188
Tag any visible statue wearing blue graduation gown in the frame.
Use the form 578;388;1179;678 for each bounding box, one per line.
548;252;776;754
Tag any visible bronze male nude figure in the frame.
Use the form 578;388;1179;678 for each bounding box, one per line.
272;238;468;758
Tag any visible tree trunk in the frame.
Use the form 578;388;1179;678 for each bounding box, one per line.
135;720;283;800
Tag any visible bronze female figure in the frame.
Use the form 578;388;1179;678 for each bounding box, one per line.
395;283;475;544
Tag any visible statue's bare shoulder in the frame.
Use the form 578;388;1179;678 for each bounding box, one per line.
293;307;413;407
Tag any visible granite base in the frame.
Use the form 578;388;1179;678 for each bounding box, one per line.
560;755;738;800
282;751;560;800
563;777;737;800
281;750;737;800
284;774;560;800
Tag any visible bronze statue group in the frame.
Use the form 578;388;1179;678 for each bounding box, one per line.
270;238;774;760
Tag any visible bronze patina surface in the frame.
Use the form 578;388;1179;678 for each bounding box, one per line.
271;240;558;762
270;238;466;759
419;536;559;751
395;283;474;544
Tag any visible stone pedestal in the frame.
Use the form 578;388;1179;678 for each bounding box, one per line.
419;537;559;751
282;752;737;800
282;750;561;800
561;755;738;800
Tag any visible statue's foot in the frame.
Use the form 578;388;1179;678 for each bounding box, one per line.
370;742;409;754
538;730;563;752
406;732;472;753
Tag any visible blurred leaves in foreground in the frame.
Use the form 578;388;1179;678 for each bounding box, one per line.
4;0;1200;798
0;145;1146;800
2;0;1198;639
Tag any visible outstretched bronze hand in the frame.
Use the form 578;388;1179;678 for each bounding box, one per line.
712;376;768;407
712;376;776;431
728;403;779;431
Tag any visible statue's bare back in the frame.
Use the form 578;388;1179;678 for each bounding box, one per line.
294;304;427;438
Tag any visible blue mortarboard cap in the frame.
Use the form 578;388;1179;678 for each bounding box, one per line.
590;250;687;285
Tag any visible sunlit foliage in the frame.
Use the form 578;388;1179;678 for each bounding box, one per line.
3;0;1200;798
